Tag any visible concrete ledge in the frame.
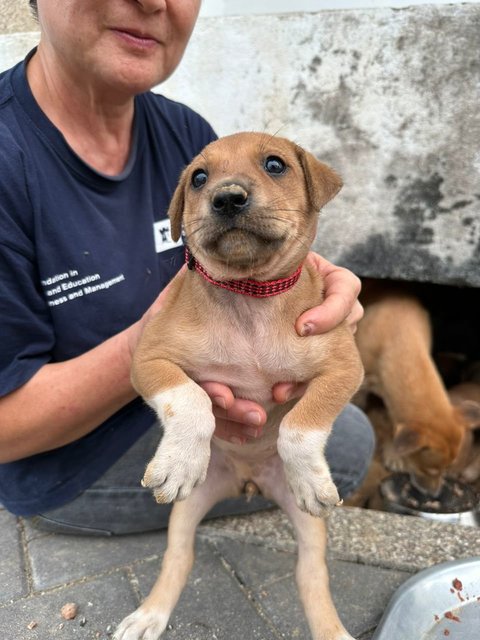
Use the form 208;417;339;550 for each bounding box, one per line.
0;31;39;71
0;1;37;34
200;506;480;573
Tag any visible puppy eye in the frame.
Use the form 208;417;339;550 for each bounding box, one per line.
191;169;208;189
264;156;287;176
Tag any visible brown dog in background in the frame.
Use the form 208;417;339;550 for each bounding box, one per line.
354;281;480;498
114;133;363;640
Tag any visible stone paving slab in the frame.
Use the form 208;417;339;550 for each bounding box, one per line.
131;539;280;639
0;509;27;603
26;525;167;591
211;537;411;639
0;571;137;640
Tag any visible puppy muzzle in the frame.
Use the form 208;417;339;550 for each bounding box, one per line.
211;183;250;219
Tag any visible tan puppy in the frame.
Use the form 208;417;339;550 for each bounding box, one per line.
355;281;480;496
114;132;363;640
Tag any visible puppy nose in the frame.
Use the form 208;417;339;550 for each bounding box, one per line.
211;185;249;217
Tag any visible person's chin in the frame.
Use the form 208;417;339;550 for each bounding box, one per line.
107;58;172;96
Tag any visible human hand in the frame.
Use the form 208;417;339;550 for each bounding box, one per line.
200;381;267;445
275;253;362;405
296;252;363;336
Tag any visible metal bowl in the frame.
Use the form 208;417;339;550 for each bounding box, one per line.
380;473;480;527
372;557;480;639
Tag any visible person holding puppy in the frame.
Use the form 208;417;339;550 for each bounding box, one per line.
0;0;374;534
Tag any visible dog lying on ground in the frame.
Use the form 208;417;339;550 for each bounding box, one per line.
353;281;480;498
114;132;363;640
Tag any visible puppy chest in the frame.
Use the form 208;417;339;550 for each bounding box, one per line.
186;332;320;402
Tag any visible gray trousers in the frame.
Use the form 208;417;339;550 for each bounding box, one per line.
30;404;374;536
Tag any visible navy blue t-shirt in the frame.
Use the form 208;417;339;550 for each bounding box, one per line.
0;52;216;515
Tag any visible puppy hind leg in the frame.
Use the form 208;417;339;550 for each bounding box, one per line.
114;456;239;640
294;515;355;640
113;499;199;640
261;462;355;640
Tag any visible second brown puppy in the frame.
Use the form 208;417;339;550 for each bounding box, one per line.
355;281;480;497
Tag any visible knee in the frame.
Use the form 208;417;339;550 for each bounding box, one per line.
326;404;376;499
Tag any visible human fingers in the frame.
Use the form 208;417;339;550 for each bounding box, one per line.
212;412;264;444
200;381;235;411
272;381;308;404
344;299;364;334
201;383;266;443
212;397;266;433
296;252;362;336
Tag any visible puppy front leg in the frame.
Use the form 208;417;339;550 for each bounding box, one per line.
133;359;215;503
278;366;361;517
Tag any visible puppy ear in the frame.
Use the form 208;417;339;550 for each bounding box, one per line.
167;167;188;242
393;423;424;456
297;146;343;211
457;401;480;430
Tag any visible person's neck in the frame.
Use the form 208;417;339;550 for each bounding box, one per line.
27;46;135;176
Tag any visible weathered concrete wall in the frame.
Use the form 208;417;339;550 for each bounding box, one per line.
1;4;478;286
0;0;38;71
0;0;36;34
160;4;480;286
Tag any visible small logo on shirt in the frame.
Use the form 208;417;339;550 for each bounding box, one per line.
153;219;183;253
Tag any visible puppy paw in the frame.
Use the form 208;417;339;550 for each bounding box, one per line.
277;427;340;517
285;462;340;517
143;382;216;502
142;434;211;503
114;608;169;640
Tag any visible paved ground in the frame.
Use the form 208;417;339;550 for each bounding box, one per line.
1;504;480;640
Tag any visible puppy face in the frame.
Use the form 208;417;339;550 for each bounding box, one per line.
388;409;473;495
168;132;342;280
